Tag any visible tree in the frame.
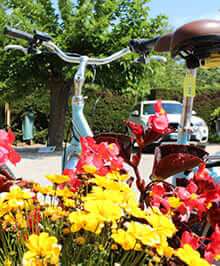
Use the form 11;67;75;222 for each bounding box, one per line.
0;0;168;150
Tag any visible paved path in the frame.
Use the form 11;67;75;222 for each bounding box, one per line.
8;144;219;187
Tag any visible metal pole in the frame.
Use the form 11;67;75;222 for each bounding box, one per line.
177;68;197;144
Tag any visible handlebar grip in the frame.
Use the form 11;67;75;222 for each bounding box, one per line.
3;26;34;42
129;37;159;54
206;161;220;169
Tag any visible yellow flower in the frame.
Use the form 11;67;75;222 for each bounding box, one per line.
23;232;61;265
56;187;74;198
84;199;123;222
146;213;176;238
69;211;103;234
0;200;9;218
76;237;85;245
34;185;55;195
111;244;118;250
83;165;97;174
4;259;11;266
126;221;160;247
215;254;220;261
106;171;130;181
153;256;161;263
45;174;70;184
99;245;104;251
44;206;68;219
63;198;76;208
3;213;16;227
69;211;85;232
134;243;142;251
63;228;70;235
4;185;33;201
2;185;33;211
111;229;136;250
82;186;130;207
125;204;148;220
175;244;210;266
16;212;26;228
168;197;182;208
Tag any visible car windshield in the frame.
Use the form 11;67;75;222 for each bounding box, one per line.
143;102;183;114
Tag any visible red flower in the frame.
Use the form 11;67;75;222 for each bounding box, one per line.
0;129;21;166
27;208;41;234
207;203;220;228
181;231;200;250
193;162;215;193
148;99;169;134
94;132;133;165
149;184;170;214
59;169;82;192
175;182;207;216
205;224;220;264
124;120;144;146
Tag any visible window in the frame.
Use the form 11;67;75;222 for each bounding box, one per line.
143;102;183;115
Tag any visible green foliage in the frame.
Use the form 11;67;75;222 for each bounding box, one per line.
0;0;168;148
84;92;133;135
10;88;50;144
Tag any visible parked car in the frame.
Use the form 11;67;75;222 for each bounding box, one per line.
127;100;209;146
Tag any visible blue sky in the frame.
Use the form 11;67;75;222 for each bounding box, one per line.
149;0;220;29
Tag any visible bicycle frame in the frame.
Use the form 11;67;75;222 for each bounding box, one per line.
61;52;167;172
4;27;169;175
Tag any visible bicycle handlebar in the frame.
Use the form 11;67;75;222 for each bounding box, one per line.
4;27;34;42
4;26;163;65
129;37;159;54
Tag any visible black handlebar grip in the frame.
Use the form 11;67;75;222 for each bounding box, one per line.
206;161;220;169
3;26;34;42
129;37;160;54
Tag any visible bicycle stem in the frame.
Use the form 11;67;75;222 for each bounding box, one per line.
74;56;89;97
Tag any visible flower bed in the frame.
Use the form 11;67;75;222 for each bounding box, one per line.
0;100;219;265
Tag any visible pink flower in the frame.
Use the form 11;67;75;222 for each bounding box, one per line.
0;129;21;166
75;136;124;176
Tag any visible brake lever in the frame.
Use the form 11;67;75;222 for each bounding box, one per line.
134;54;167;64
4;44;42;55
4;45;28;54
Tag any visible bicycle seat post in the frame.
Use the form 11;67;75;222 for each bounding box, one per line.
177;68;197;144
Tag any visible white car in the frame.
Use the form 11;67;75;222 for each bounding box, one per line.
127;100;209;146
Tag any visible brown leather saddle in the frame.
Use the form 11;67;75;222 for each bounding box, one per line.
155;20;220;68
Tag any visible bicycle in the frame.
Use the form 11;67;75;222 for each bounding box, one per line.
136;20;220;186
3;27;167;174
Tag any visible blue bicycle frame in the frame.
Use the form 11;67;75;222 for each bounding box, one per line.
61;53;167;172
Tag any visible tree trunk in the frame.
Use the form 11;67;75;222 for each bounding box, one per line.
47;80;71;151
